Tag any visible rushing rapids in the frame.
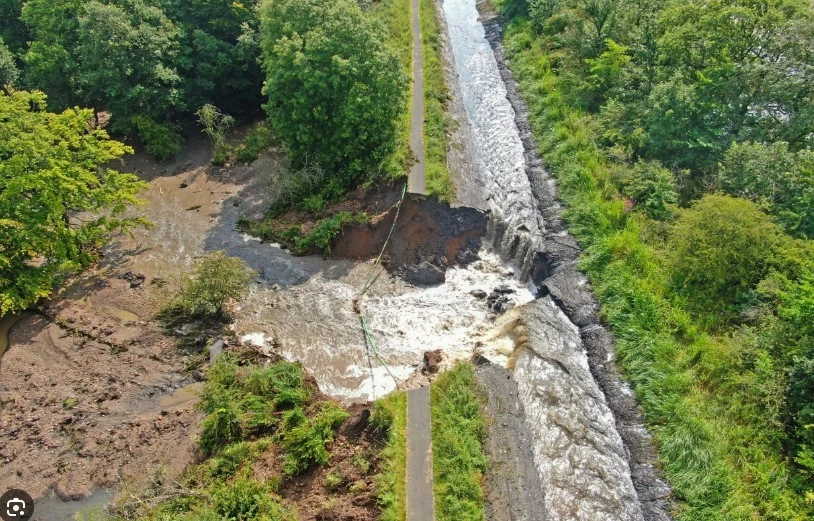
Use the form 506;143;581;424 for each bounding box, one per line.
441;0;672;519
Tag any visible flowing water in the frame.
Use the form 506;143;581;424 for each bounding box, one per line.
442;0;647;518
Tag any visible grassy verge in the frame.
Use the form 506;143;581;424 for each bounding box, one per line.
497;12;813;520
421;0;453;201
368;0;413;179
430;363;487;521
373;391;408;521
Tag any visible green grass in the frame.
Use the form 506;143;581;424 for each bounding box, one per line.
498;14;814;520
430;363;487;521
368;0;413;180
373;391;408;521
421;0;453;201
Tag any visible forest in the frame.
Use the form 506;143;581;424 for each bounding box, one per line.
495;0;814;518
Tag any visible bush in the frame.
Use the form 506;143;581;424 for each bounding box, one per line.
280;402;348;475
668;194;793;317
131;115;184;161
236;121;277;163
612;159;677;221
196;104;235;166
211;476;288;521
200;405;242;456
162;252;254;320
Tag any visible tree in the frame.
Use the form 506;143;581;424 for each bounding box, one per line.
76;0;183;125
0;90;146;315
196;104;235;165
667;194;793;316
0;36;18;86
718;142;814;239
165;0;264;117
260;0;408;187
20;0;83;110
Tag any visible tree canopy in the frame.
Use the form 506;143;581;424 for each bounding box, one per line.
0;90;146;314
259;0;408;187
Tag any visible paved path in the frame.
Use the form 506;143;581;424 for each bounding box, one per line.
407;386;435;520
409;0;427;195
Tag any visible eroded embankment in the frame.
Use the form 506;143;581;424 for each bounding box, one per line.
333;196;487;285
476;2;673;520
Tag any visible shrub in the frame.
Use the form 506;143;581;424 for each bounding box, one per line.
162;252;254;320
196;104;235;166
200;405;242;456
236;121;277;163
668;194;793;317
211;476;289;521
130;115;184;161
613;159;677;221
280;402;348;475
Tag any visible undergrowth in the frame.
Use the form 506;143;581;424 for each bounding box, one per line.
430;363;487;521
498;13;814;520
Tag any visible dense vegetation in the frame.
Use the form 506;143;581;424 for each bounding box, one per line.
430;363;487;521
495;0;814;518
260;0;408;193
0;90;146;314
0;0;264;156
92;356;347;520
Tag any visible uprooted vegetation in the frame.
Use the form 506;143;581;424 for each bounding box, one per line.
93;351;401;521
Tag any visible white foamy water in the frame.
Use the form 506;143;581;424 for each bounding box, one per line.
234;251;534;401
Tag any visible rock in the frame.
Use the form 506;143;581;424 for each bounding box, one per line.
422;349;443;375
493;284;515;295
191;370;205;382
470;289;487;299
179;182;189;189
539;268;599;327
208;339;225;364
120;271;146;288
404;261;445;286
340;408;371;438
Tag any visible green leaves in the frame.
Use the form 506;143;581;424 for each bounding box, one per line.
0;90;146;315
260;0;408;187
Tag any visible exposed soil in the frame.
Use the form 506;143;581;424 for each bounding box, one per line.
273;405;382;521
332;195;487;279
0;276;202;502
